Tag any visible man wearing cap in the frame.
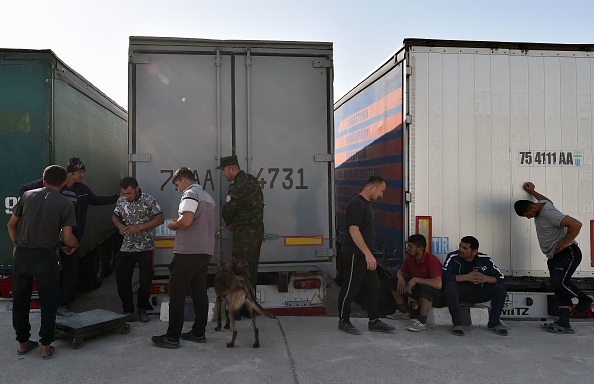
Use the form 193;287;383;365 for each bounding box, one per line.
217;155;264;292
18;157;119;316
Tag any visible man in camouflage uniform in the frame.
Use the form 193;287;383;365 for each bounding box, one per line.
217;155;264;289
112;177;164;322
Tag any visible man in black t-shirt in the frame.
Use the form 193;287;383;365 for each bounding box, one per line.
7;165;78;359
337;175;395;335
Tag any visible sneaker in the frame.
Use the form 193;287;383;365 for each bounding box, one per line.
124;312;138;322
338;320;361;335
151;335;180;349
368;319;395;333
406;319;427;332
386;310;409;320
181;331;207;343
137;308;149;323
572;296;593;316
57;306;73;317
451;325;464;336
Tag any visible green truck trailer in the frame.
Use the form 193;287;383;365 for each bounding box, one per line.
0;49;128;309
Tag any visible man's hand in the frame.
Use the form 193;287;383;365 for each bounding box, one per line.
523;182;535;193
406;278;417;294
364;253;377;271
226;224;235;232
62;246;78;256
555;239;573;253
397;277;407;294
122;224;142;235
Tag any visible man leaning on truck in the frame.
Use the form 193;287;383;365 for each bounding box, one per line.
515;182;593;333
8;165;79;359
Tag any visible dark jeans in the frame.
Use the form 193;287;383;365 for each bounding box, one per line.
389;274;445;307
338;251;379;322
13;247;60;346
166;254;211;341
548;244;585;307
232;225;263;288
59;248;79;307
115;251;154;313
444;279;506;327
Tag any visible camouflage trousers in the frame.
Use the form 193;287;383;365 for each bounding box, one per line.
232;225;263;288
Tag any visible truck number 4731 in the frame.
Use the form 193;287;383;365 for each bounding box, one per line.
256;168;308;190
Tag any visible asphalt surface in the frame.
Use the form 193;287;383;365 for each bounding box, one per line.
3;274;594;383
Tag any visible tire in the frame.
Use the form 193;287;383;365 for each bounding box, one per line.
79;248;104;291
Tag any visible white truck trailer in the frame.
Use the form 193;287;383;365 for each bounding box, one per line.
128;37;335;315
334;39;594;319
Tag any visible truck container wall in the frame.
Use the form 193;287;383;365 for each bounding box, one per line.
335;39;594;286
129;37;334;312
0;49;127;293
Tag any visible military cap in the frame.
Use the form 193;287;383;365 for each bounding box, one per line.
216;155;239;169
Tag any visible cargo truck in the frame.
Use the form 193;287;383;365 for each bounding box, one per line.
128;37;335;315
0;49;128;310
334;39;594;319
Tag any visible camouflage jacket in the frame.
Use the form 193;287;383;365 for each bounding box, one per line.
222;170;264;231
113;192;163;252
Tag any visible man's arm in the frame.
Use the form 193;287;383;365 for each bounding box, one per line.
168;212;194;231
86;185;119;206
7;214;20;243
410;276;442;290
555;215;582;252
523;182;552;204
348;225;376;271
61;226;79;255
123;213;165;235
18;179;43;197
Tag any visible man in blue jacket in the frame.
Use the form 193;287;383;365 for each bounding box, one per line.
18;157;119;315
442;236;507;336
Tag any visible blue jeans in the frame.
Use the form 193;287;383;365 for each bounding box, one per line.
13;247;60;346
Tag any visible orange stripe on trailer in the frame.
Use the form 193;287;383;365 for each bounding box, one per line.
284;236;323;246
337;89;403;134
336;113;402;150
154;238;175;249
335;136;403;165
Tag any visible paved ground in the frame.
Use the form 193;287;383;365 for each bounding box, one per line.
3;273;594;383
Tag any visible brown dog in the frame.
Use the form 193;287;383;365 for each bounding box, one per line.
213;261;275;348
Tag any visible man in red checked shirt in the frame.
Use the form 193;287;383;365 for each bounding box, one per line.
386;234;444;332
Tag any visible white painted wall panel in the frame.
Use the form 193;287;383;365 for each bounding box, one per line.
409;46;594;277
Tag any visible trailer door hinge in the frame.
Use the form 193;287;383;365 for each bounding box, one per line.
129;154;151;162
406;65;412;76
405;192;411;203
313;59;333;68
405;114;412;124
314;154;333;162
130;55;150;64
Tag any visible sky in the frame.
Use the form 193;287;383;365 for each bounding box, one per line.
3;0;594;109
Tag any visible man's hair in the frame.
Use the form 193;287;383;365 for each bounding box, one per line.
172;167;196;184
514;200;533;216
407;234;427;249
366;175;385;186
120;176;138;189
460;235;479;251
43;165;67;186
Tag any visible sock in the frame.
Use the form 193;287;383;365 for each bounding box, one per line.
398;304;409;313
557;308;570;327
417;315;427;324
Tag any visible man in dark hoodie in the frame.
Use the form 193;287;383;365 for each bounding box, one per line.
18;157;118;315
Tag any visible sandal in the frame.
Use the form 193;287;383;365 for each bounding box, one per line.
545;324;575;334
451;325;464;336
42;346;55;360
16;340;39;355
488;324;508;336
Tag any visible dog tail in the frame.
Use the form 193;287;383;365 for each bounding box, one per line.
243;282;276;319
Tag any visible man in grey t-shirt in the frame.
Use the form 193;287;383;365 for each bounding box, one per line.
514;182;593;333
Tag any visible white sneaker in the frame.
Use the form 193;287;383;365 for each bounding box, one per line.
386;310;409;320
407;319;426;332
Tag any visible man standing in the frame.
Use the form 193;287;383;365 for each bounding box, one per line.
217;155;264;290
386;234;443;332
112;177;164;323
8;165;79;359
152;167;216;348
338;175;395;335
442;236;507;336
19;157;119;316
514;182;592;333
